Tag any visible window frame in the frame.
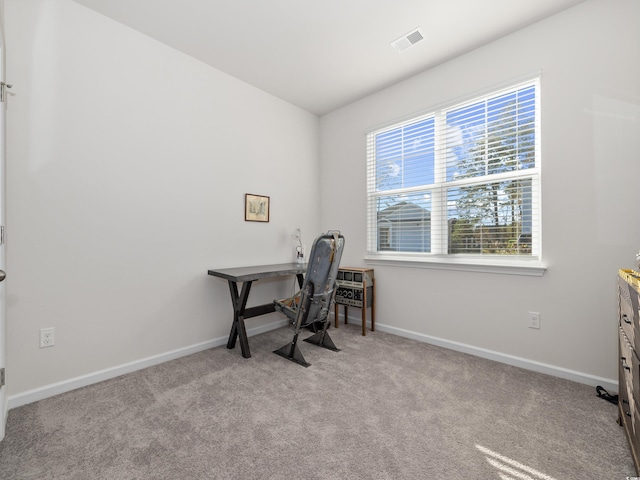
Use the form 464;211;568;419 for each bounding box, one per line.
365;78;545;276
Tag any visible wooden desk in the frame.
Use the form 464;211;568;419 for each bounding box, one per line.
208;263;305;359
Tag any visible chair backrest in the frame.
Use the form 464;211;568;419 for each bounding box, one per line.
294;230;345;328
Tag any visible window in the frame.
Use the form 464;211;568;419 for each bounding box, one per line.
366;79;542;273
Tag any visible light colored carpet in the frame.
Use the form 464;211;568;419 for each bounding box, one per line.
0;324;634;479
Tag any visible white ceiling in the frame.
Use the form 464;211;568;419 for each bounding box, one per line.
72;0;585;116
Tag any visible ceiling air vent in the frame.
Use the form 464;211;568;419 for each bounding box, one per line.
391;27;425;53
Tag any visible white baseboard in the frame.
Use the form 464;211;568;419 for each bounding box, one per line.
9;315;618;409
7;319;289;410
342;315;618;393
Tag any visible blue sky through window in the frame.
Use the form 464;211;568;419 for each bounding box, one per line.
375;85;535;196
375;117;435;192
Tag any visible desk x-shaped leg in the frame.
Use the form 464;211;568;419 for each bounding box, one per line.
226;273;304;358
226;280;253;358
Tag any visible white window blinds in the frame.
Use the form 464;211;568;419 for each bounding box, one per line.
366;79;541;263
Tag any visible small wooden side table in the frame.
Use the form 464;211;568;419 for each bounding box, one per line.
334;267;375;336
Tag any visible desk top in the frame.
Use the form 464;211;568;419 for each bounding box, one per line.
208;263;306;283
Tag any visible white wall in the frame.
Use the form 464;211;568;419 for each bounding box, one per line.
5;0;638;404
5;0;320;398
320;0;640;384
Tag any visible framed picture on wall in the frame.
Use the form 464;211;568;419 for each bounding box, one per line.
245;194;270;222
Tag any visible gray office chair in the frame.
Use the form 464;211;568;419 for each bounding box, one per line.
274;230;345;367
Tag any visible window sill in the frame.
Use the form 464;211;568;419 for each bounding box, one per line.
364;254;546;277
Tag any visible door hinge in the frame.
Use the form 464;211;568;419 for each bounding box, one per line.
0;82;12;103
0;368;5;388
0;225;4;246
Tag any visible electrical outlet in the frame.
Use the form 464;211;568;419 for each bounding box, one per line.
528;312;540;329
40;327;55;348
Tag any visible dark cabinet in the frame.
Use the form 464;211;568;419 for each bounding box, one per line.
618;269;640;474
